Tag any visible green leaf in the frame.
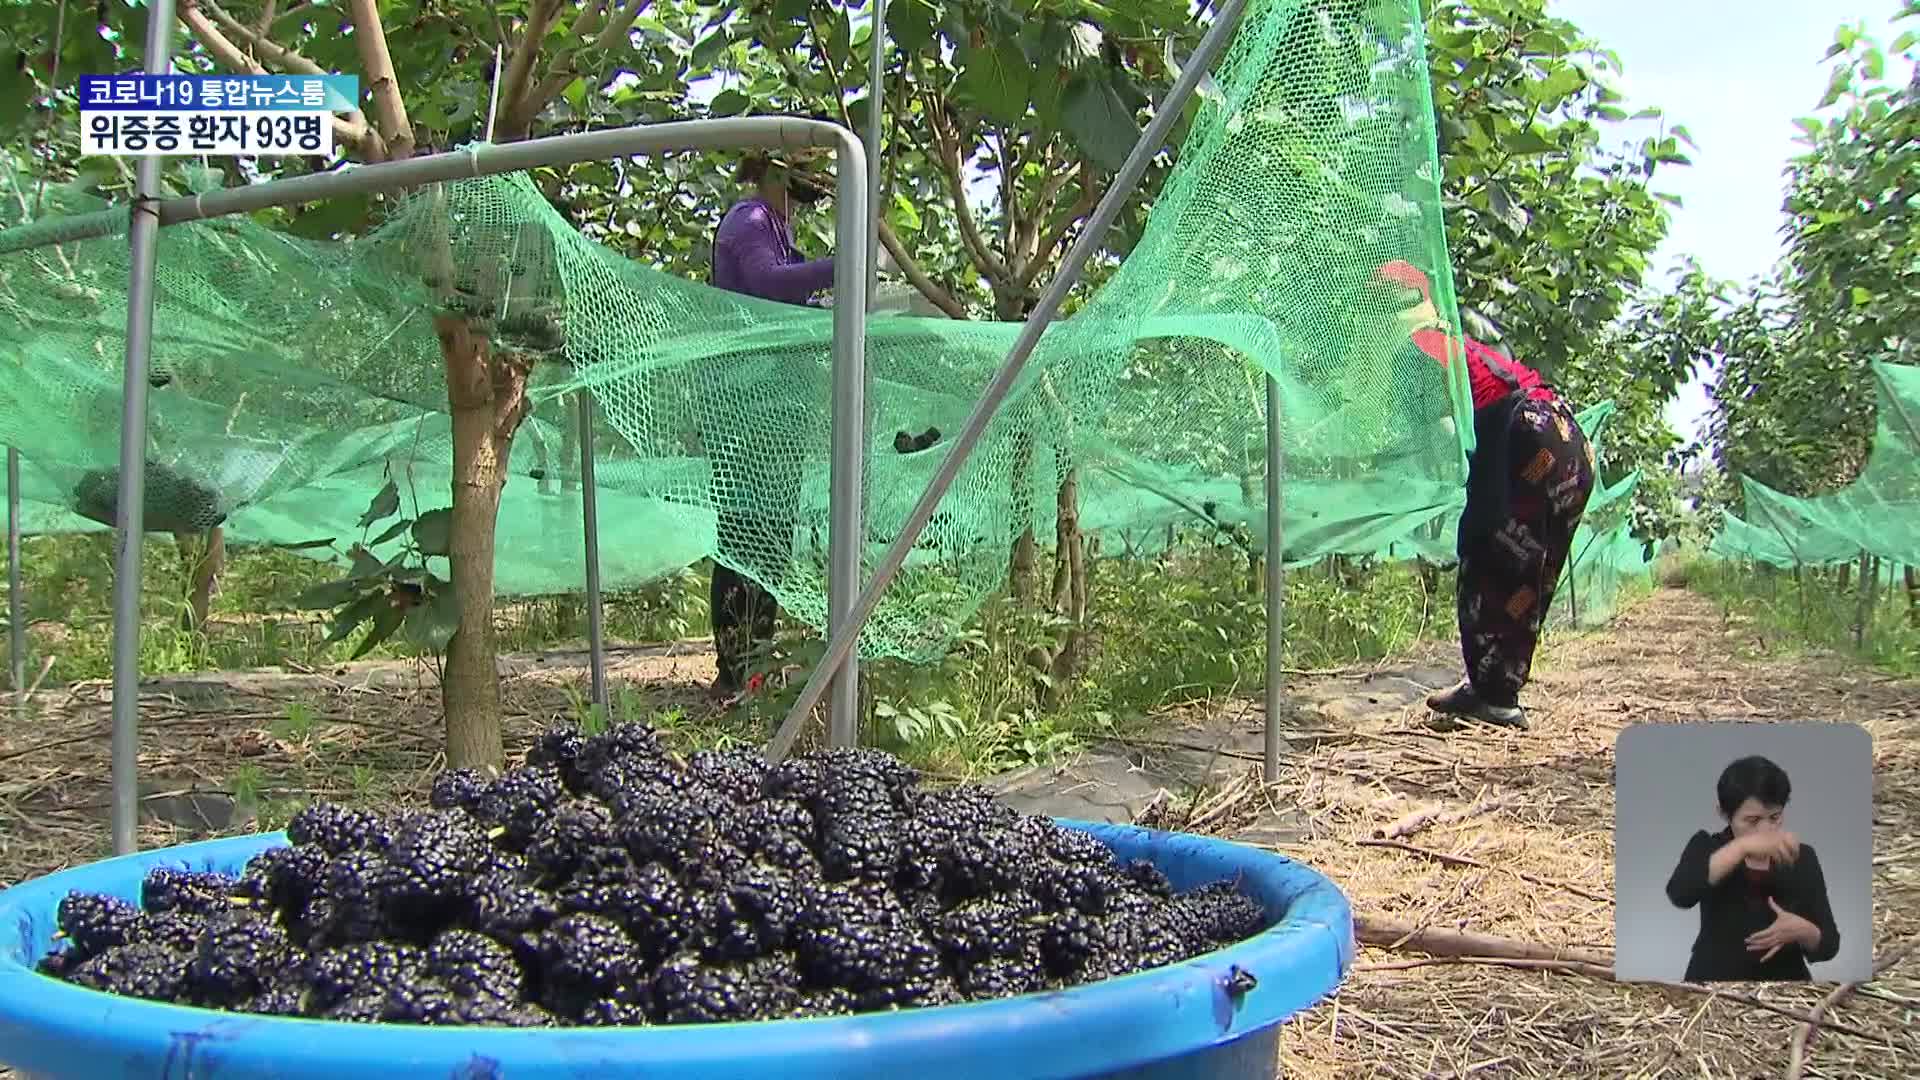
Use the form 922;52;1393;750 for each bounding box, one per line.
561;77;589;113
956;39;1032;125
710;88;750;116
1892;30;1916;53
326;590;386;645
1505;127;1560;155
351;600;406;660
272;537;337;552
1536;65;1587;102
287;577;365;611
691;28;732;69
1850;285;1874;307
1486;180;1528;236
887;0;938;53
888;191;923;234
1059;73;1140;173
412;508;454;558
286;193;372;240
403;579;462;653
1795;116;1825;139
1670;124;1697;150
827;10;853;67
347;544;387;579
1819;66;1851;108
358;478;400;529
369;517;411;547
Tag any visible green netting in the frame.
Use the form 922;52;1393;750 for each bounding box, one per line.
0;0;1651;662
1709;362;1919;569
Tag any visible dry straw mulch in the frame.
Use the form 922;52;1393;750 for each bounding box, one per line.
1153;588;1918;1079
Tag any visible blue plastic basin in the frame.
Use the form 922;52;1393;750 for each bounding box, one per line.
0;819;1353;1080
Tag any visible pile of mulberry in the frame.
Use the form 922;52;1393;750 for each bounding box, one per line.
34;720;1272;1026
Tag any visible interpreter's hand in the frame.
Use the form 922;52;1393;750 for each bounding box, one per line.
1746;897;1820;963
1739;829;1801;868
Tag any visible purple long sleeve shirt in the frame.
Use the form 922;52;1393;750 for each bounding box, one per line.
711;198;835;305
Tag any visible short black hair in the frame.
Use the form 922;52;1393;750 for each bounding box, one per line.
1716;755;1792;817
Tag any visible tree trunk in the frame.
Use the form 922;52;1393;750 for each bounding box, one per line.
1852;550;1873;649
1240;471;1260;595
1008;431;1038;604
1906;564;1918;629
558;391;579;494
173;527;225;630
436;313;531;771
1042;463;1090;705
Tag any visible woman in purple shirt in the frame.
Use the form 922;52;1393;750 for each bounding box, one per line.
703;151;905;702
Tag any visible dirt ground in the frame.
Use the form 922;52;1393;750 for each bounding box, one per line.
0;586;1914;1078
1271;587;1919;1079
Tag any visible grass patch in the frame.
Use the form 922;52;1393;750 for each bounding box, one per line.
1686;554;1920;677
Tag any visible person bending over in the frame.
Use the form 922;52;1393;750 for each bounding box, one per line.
1664;755;1840;982
1370;260;1596;730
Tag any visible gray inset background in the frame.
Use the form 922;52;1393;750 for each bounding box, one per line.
1613;722;1874;983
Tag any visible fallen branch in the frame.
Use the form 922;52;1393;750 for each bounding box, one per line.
1357;955;1612;978
1355;837;1612;904
1355;914;1611;968
1375;792;1516;840
1784;939;1917;1080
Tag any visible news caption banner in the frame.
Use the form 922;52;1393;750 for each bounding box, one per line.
79;74;360;157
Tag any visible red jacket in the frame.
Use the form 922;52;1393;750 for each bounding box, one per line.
1372;259;1555;412
1409;328;1553;412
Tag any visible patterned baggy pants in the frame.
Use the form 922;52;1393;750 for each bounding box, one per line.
705;417;804;695
1456;393;1596;708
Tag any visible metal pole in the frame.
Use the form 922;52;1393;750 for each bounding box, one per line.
7;447;22;717
865;0;887;311
1263;372;1284;782
826;124;871;748
110;0;179;856
766;0;1251;762
576;390;607;707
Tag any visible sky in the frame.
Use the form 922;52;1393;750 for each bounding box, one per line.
1549;0;1914;446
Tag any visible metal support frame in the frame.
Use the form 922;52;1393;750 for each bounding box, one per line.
825;0;889;747
1263;372;1284;782
766;0;1251;762
865;0;887;311
576;389;607;707
7;447;22;717
0;115;871;852
108;0;180;855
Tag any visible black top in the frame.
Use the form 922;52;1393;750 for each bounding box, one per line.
1664;827;1842;982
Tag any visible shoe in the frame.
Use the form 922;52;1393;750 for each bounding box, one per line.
1426;679;1529;730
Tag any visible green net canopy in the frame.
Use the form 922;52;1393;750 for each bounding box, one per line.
1709;362;1919;569
0;0;1654;662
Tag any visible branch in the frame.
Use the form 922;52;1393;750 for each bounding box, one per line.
178;2;385;159
926;98;1011;285
345;0;414;158
1784;939;1916;1080
996;128;1018;253
1016;166;1098;293
199;1;327;75
1353;838;1610;904
497;0;564;126
878;220;969;319
511;0;651;137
